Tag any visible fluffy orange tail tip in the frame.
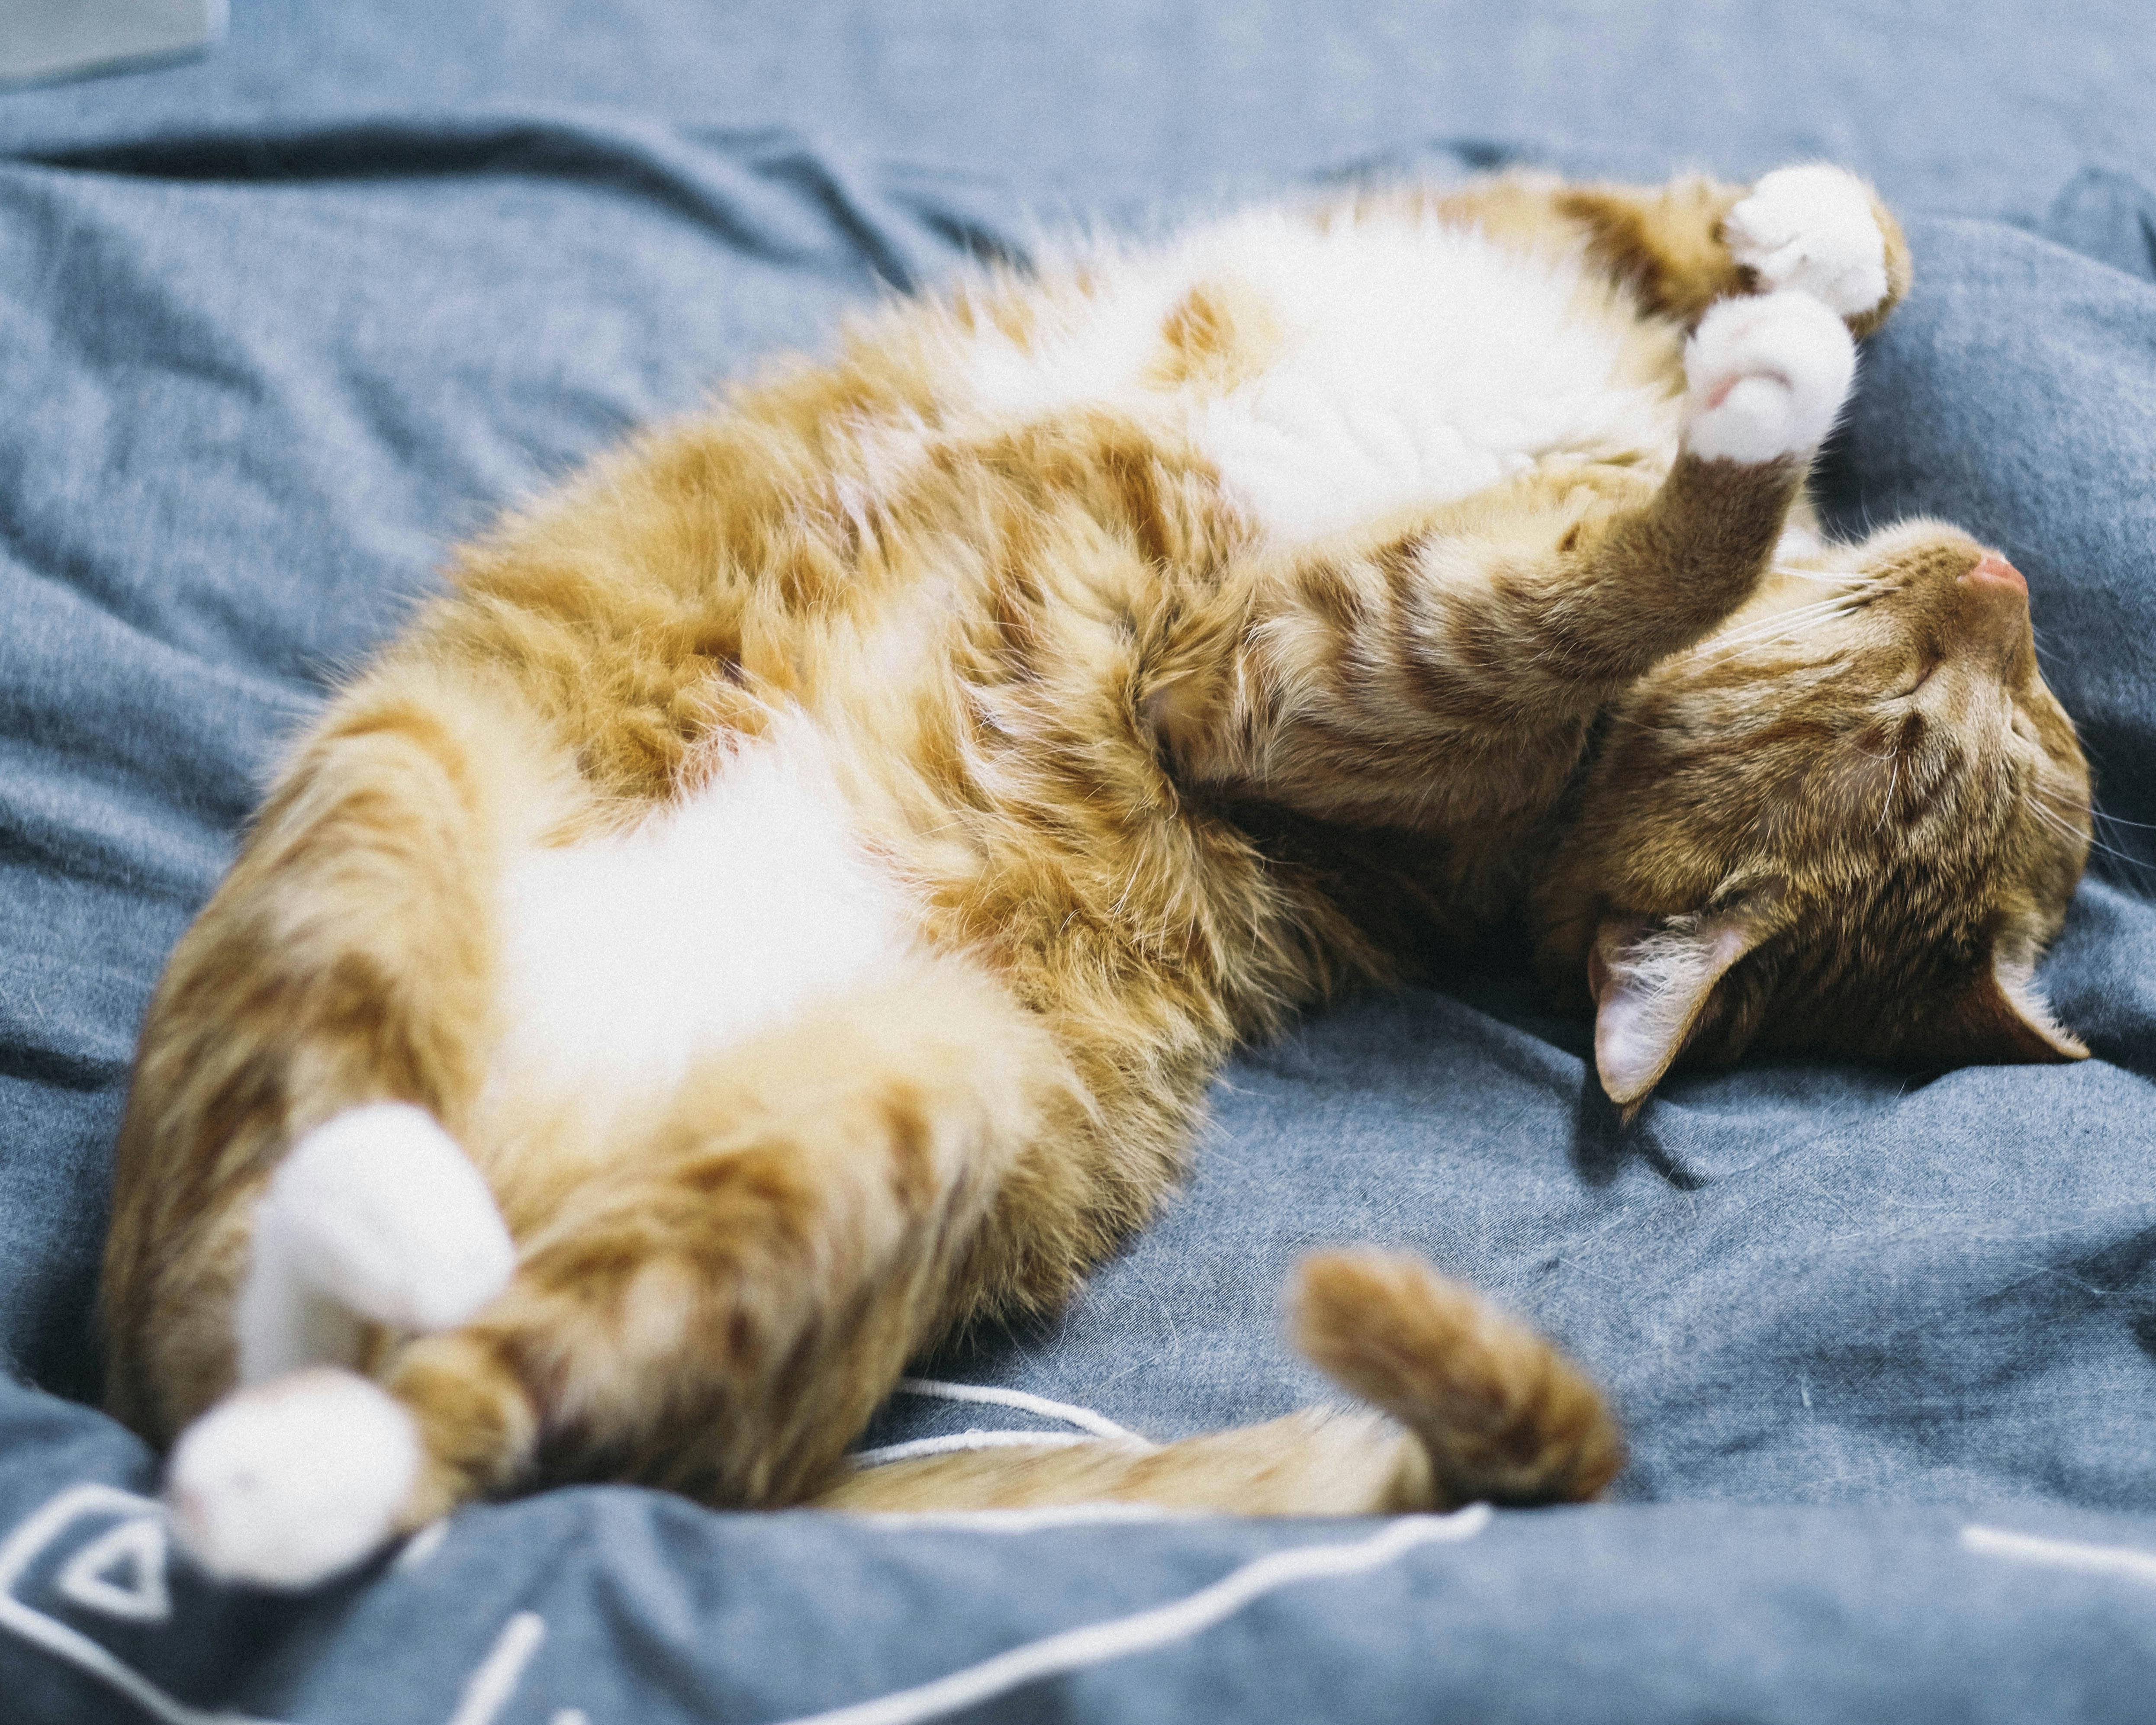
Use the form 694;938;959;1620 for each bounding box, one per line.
1288;1249;1625;1507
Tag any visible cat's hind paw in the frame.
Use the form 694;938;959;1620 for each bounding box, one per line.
166;1368;419;1589
1724;164;1891;321
265;1104;515;1335
1682;290;1855;465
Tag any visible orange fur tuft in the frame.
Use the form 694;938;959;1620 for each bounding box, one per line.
1291;1250;1624;1506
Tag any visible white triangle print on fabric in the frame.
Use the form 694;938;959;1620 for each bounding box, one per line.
56;1517;172;1623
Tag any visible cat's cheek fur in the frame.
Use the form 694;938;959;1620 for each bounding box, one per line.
166;1368;419;1589
1681;290;1855;464
1723;164;1892;319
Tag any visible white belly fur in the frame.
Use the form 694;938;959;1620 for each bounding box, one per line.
488;727;913;1130
953;208;1679;548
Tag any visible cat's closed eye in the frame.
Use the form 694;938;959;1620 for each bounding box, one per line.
1882;658;1937;702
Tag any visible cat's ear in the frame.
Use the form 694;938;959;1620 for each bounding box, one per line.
1588;910;1772;1111
1909;951;2088;1067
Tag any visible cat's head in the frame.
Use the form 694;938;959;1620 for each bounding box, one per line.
1533;519;2091;1110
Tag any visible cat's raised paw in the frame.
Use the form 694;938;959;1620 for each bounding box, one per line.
1724;165;1890;319
166;1368;419;1589
1682;290;1855;465
263;1104;516;1335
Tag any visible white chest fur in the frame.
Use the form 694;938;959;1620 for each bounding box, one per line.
489;731;913;1122
952;209;1680;547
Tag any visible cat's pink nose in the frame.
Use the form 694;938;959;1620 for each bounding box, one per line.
1962;552;2027;597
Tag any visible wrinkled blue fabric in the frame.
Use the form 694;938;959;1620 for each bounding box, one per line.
4;3;2156;1721
7;1377;2156;1725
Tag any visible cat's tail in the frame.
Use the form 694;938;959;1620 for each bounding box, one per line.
1287;1249;1623;1508
815;1250;1623;1516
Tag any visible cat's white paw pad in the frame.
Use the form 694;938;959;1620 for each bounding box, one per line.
1725;165;1890;319
1683;291;1856;464
267;1104;514;1333
166;1368;418;1589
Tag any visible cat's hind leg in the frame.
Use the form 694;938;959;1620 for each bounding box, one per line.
232;1104;515;1385
170;1105;519;1589
388;959;1076;1508
102;662;567;1444
166;1367;425;1589
165;955;1080;1587
173;1105;518;1587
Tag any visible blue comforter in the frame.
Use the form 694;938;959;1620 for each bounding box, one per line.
5;4;2156;1720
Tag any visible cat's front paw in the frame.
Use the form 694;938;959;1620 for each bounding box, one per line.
1682;290;1855;464
1724;164;1891;321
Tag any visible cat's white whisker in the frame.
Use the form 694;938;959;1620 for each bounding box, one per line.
1689;593;1860;663
1771;576;1868;590
2028;793;2139;866
1719;593;1862;637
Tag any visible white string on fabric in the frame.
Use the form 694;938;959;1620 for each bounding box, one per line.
845;1378;1158;1471
0;1486;291;1725
850;1431;1102;1468
768;1507;1493;1725
855;1502;1200;1534
894;1378;1154;1446
444;1611;547;1725
1961;1524;2156;1586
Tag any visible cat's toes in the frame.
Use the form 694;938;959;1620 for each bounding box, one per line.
267;1104;515;1334
166;1368;419;1589
1724;164;1891;320
1682;290;1855;465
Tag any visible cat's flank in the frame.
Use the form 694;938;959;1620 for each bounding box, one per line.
103;164;2090;1588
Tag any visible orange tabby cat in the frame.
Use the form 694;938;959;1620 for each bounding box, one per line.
99;163;2089;1587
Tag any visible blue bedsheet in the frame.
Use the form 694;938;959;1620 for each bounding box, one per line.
4;3;2155;1720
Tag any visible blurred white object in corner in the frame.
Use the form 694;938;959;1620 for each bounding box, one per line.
1;0;225;87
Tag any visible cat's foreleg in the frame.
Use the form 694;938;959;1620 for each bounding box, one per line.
1155;292;1854;816
1720;165;1912;337
1482;285;1857;683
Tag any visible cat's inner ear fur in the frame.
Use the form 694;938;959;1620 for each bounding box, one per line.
1911;949;2089;1067
1588;904;1776;1111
